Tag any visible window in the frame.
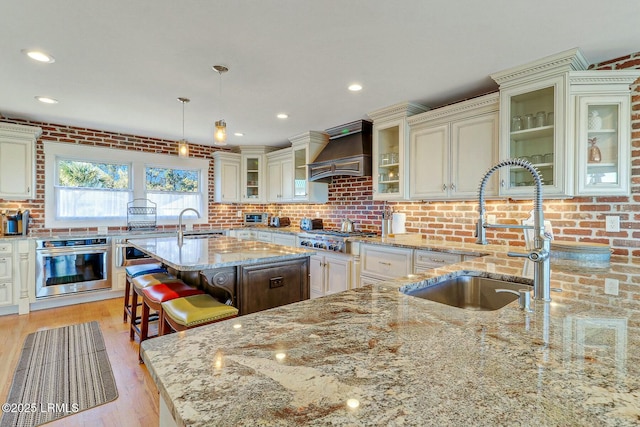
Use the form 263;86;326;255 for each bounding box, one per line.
44;142;209;228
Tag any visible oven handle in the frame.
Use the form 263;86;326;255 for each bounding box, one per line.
36;245;110;256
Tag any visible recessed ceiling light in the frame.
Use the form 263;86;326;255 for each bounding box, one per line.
35;96;58;104
277;113;288;119
234;132;244;137
21;49;55;63
348;83;363;92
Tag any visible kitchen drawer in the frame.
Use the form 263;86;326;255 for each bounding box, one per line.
0;281;12;306
235;230;257;240
272;233;296;247
256;231;273;243
414;250;462;270
361;244;412;280
0;243;12;254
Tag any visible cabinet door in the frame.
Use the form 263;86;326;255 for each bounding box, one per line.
361;244;412;280
0;282;12;306
292;145;307;201
409;124;449;199
242;154;262;203
452;112;499;198
0;256;12;281
372;118;406;200
499;76;569;197
0;138;33;199
267;159;283;202
325;255;351;295
220;161;240;203
309;254;325;299
576;95;630;195
281;157;294;200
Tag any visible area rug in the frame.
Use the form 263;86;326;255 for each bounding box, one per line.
0;321;118;427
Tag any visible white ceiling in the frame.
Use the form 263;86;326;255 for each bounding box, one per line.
2;0;639;148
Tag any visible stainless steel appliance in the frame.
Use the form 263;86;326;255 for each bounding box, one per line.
300;218;323;231
298;230;375;253
244;212;268;226
35;238;111;298
269;217;291;228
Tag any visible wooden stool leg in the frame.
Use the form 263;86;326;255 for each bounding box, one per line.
129;289;139;341
123;278;131;322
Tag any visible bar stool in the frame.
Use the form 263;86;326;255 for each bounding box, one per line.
138;281;204;346
123;263;168;322
161;294;239;335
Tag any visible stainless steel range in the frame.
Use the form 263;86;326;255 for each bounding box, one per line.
298;230;376;253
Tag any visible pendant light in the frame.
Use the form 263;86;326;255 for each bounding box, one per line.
213;65;228;145
177;97;190;157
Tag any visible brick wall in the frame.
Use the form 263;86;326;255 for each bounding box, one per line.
1;51;639;255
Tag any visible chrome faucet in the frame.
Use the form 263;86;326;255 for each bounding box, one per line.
476;159;551;302
177;208;201;246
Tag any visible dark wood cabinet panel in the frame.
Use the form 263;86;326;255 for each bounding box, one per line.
238;257;309;315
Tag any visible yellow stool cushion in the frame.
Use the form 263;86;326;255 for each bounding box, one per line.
132;272;176;290
162;294;238;327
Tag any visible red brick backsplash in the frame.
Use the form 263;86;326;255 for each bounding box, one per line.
2;51;640;256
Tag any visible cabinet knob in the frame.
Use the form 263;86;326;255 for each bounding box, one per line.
450;183;456;191
442;184;447;191
501;179;505;188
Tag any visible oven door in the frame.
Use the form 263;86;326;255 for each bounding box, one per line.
35;245;111;298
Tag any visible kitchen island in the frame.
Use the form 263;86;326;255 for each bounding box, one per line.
141;239;640;426
127;235;314;315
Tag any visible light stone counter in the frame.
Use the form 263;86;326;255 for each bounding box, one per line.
127;235;315;271
141;238;640;426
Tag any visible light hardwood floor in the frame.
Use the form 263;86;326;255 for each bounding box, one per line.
0;298;159;427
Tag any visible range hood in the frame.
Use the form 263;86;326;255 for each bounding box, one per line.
308;119;372;182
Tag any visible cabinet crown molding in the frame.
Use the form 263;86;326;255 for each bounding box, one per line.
491;48;589;86
0;122;42;139
569;70;640;90
367;102;430;122
288;130;329;146
407;92;499;125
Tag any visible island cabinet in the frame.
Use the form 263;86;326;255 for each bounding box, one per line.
407;93;499;200
368;102;429;201
0;122;41;200
309;252;352;299
238;257;309;315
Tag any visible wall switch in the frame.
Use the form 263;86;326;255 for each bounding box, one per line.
487;215;496;224
315;211;321;218
604;278;619;296
97;226;108;235
605;216;620;232
237;210;242;218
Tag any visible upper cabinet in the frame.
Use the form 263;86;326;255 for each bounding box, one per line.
213;151;241;203
491;48;589;198
571;71;640;196
0;122;41;200
368;102;429;201
407;93;499;200
288;131;329;203
267;148;293;203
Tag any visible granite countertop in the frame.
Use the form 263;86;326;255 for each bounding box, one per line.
127;235;315;271
141;238;640;426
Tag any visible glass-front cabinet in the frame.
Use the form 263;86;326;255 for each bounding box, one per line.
375;121;402;198
498;75;570;197
242;154;261;202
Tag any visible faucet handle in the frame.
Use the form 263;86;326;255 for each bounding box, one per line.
495;288;532;311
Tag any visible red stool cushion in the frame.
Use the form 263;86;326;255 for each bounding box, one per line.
142;282;203;304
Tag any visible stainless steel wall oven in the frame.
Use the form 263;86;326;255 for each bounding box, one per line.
35;238;111;298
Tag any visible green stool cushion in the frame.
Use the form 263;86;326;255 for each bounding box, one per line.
162;294;238;327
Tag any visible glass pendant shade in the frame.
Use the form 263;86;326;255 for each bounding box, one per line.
178;139;189;157
214;119;227;144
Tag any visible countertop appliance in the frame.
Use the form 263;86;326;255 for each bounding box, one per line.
269;217;291;228
298;230;376;253
35;237;111;298
244;212;268;226
300;218;323;231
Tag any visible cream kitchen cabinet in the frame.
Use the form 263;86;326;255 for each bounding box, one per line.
360;243;412;281
0;122;41;200
368;102;429;201
0;242;13;307
570;71;640;196
407;93;499;200
309;252;352;299
413;249;465;274
491;48;589;198
289;131;329;203
272;233;296;247
232;229;257;240
240;147;274;203
267;148;294;202
213;151;241;203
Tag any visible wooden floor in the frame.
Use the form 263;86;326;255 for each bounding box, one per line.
0;298;159;427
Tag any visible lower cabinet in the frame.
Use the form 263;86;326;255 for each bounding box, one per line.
413;249;463;274
309;253;353;299
272;233;296;247
360;244;413;283
238;257;309;315
0;243;13;306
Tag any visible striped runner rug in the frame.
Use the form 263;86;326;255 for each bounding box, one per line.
0;322;118;427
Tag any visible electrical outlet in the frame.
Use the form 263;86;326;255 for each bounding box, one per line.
604;278;619;296
487;214;496;224
185;223;193;231
605;216;620;232
97;226;108;235
237;210;242;218
486;262;496;273
315;211;321;218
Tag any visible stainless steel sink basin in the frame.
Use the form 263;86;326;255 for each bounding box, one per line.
401;274;532;311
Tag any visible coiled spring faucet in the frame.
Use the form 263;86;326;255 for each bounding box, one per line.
476;158;551;302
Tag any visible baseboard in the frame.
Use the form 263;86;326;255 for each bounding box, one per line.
29;289;125;312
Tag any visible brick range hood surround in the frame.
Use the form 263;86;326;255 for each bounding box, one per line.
307;119;372;182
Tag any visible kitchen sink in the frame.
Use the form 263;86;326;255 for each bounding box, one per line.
400;273;533;311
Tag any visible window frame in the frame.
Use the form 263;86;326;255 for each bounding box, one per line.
44;141;209;228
